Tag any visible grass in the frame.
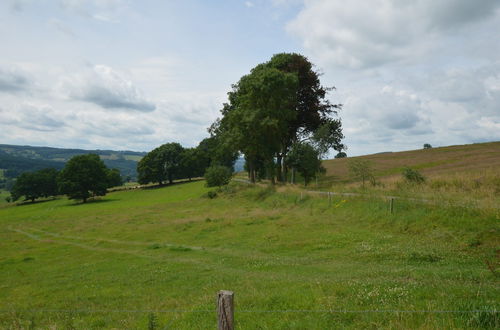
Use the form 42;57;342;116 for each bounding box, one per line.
313;142;500;210
0;190;10;205
323;141;500;182
0;181;498;328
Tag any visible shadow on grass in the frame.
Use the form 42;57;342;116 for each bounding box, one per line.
141;178;205;190
64;198;119;207
13;197;59;207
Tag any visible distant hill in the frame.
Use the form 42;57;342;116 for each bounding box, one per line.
322;141;500;183
0;144;146;185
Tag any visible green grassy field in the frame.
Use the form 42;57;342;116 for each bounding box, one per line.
0;181;498;329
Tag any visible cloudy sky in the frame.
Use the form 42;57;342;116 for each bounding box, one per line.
1;0;499;156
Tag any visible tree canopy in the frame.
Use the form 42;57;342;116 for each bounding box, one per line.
210;52;344;183
137;143;184;185
10;168;59;202
58;154;109;203
286;142;324;186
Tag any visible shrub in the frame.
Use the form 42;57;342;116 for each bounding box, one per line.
423;143;432;149
206;190;218;199
204;165;232;188
402;167;425;184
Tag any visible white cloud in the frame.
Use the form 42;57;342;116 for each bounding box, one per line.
0;66;31;92
62;65;156;112
287;0;500;69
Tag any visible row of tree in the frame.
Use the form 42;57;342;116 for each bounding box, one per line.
10;154;122;203
209;53;345;184
136;137;237;186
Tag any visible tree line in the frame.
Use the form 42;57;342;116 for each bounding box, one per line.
9;154;122;203
136;136;237;186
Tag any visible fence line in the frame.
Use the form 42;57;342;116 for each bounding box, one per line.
232;178;497;209
0;309;496;314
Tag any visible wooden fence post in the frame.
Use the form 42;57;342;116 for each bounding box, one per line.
390;198;394;214
217;290;234;330
328;192;332;206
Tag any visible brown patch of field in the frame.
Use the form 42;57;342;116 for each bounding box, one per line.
323;141;500;183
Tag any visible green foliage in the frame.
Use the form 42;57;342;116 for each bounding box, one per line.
179;147;204;180
204;165;232;187
137;143;184;185
196;136;238;170
286;142;323;186
335;151;347;158
210;53;344;183
348;159;374;188
106;168;123;188
402;167;425;184
423;143;432;149
206;190;218;199
58;154;109;203
10;168;59;202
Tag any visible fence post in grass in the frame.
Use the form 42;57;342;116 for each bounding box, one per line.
328;191;332;206
390;198;394;214
217;290;234;330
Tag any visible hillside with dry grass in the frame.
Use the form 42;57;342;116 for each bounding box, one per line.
323;141;500;182
316;141;500;209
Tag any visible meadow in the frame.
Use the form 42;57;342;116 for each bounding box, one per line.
0;180;498;329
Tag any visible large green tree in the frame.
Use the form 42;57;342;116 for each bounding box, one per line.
210;53;344;183
211;64;298;182
58;154;109;203
10;168;59;202
137;143;184;185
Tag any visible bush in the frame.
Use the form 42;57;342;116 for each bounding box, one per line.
402;167;425;184
206;190;218;199
204;165;232;188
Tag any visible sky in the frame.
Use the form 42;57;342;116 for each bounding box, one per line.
0;0;499;156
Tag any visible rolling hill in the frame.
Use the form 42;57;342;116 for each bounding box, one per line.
322;141;500;183
0;144;146;183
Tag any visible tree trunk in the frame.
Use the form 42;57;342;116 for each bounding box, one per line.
282;152;288;184
291;168;295;184
248;160;256;183
276;154;283;182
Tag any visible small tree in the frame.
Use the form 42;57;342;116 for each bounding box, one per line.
402;167;425;184
286;142;323;186
204;165;232;188
58;154;109;203
423;143;432;149
335;151;347;158
348;159;374;188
